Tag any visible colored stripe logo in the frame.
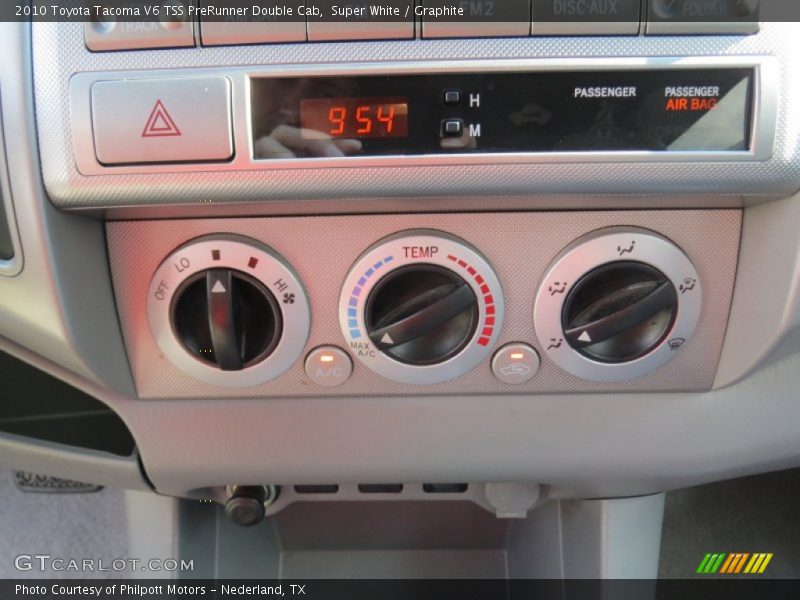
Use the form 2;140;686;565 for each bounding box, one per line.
696;552;773;574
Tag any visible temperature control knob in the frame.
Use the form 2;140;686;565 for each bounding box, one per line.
340;230;503;384
534;228;701;382
365;265;479;366
147;235;310;387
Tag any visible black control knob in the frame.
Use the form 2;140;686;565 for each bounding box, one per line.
172;269;282;371
561;261;678;364
364;265;479;366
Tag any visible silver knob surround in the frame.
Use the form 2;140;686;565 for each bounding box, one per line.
339;230;504;384
147;235;310;387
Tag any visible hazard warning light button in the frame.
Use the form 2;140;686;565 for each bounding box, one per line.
90;77;233;165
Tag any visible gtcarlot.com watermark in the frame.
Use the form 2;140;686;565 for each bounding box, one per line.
15;554;194;573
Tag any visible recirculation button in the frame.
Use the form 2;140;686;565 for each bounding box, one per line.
492;343;540;384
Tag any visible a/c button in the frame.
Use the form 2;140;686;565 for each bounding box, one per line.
91;77;233;165
305;346;354;387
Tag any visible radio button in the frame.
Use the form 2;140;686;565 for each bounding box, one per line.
532;0;641;35
84;8;195;52
201;20;307;46
422;0;531;38
308;0;414;42
91;77;233;165
307;20;414;41
645;0;759;34
200;0;306;45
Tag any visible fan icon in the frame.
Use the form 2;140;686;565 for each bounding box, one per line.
282;293;295;304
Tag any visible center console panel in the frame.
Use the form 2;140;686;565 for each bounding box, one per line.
108;210;739;399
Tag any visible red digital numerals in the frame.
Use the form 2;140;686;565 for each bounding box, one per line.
329;104;399;136
302;98;408;140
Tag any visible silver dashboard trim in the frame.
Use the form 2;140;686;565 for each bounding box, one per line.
69;55;778;177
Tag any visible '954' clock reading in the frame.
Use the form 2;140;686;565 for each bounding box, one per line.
300;97;409;140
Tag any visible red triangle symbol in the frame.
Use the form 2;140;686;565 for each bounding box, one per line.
141;100;181;138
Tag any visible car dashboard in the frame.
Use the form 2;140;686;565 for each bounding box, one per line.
1;3;800;582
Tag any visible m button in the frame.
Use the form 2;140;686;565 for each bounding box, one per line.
91;77;233;165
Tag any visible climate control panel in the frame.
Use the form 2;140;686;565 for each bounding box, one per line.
119;211;738;397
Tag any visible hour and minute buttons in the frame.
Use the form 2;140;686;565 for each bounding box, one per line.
440;90;482;147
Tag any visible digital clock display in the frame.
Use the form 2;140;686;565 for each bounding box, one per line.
251;70;752;160
300;97;409;140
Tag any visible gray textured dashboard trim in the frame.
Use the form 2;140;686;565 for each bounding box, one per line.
0;431;150;492
715;192;800;387
2;324;800;500
36;22;800;208
0;22;135;392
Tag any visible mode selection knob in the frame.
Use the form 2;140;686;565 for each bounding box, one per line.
340;230;504;384
147;235;310;387
561;262;678;364
534;228;701;382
